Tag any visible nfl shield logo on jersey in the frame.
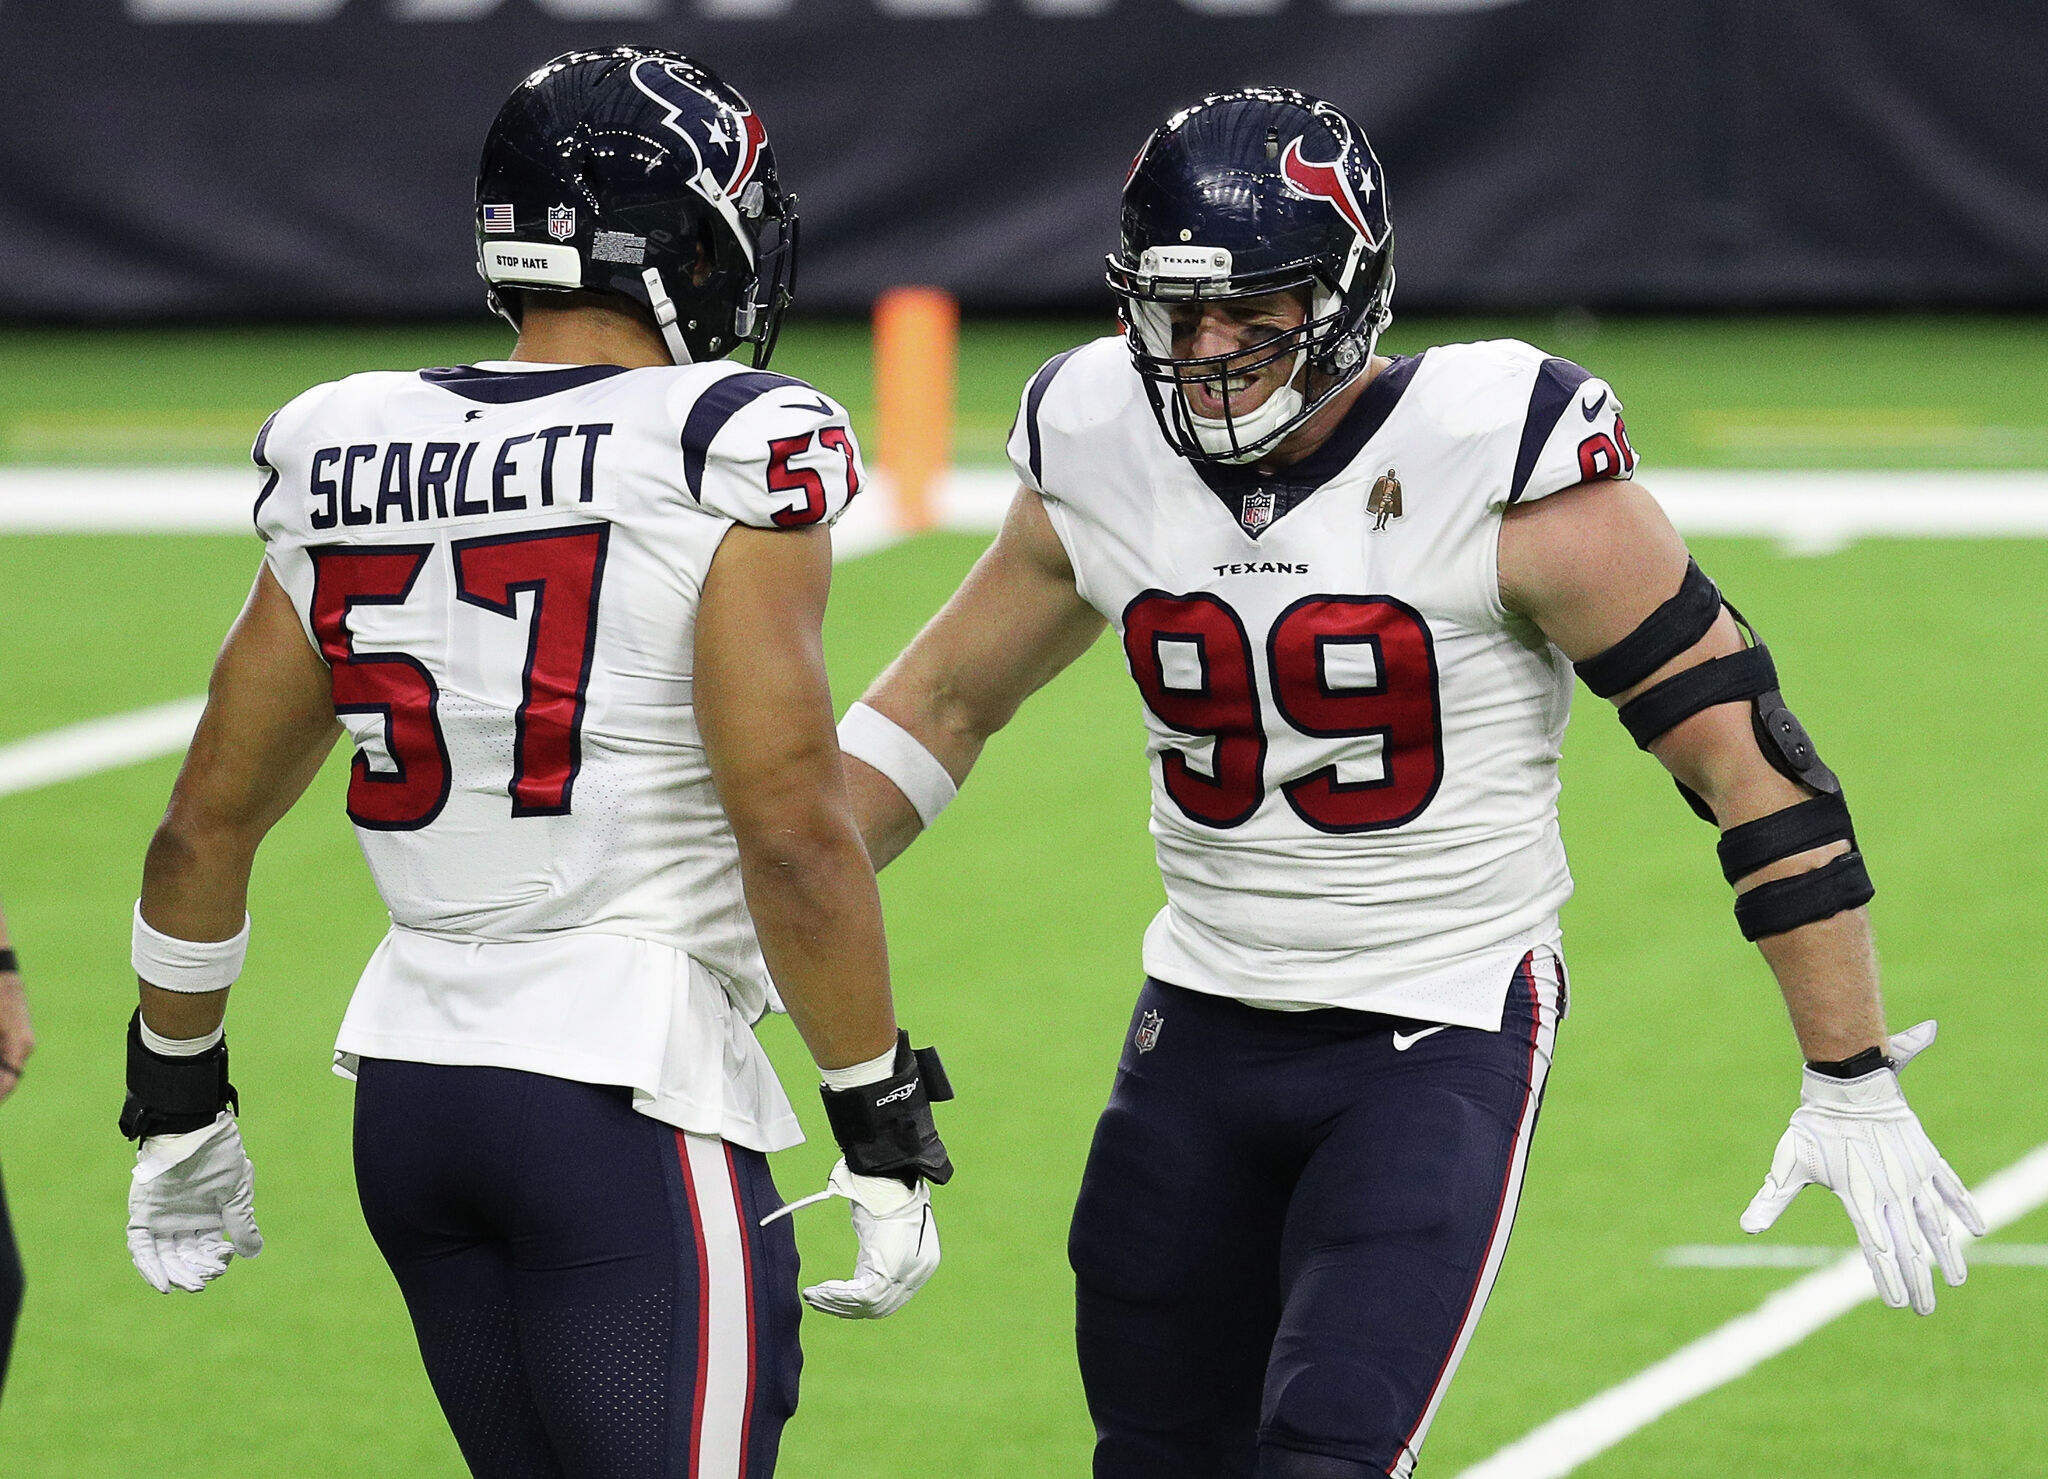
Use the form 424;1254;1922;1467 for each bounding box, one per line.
547;205;576;241
1134;1010;1164;1053
1240;489;1276;534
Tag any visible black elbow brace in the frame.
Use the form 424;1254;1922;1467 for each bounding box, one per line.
1578;563;1872;938
119;1008;237;1141
1733;852;1874;941
819;1031;955;1186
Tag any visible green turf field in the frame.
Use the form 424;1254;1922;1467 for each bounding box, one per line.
3;312;2046;471
2;320;2045;1477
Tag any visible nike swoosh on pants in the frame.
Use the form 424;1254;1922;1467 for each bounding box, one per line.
1392;1026;1448;1051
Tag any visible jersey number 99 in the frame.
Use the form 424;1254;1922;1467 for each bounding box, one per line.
1123;590;1444;833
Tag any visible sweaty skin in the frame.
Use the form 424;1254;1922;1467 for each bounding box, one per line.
842;310;1892;1067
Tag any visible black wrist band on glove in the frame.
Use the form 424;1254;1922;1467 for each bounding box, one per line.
1806;1045;1896;1079
0;947;18;974
819;1030;955;1187
119;1008;237;1140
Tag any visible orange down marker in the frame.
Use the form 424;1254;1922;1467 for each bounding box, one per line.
872;285;958;533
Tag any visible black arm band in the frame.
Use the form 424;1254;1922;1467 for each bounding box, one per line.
818;1031;955;1187
1574;559;1724;698
0;948;18;974
1807;1045;1895;1079
1617;643;1778;750
1733;852;1875;941
119;1008;237;1141
1716;792;1858;884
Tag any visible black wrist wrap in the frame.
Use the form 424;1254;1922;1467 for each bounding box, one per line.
819;1031;954;1187
119;1008;237;1141
1807;1045;1896;1079
1733;852;1874;941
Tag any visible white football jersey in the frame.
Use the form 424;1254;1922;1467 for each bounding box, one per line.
1008;337;1639;1029
256;359;868;1149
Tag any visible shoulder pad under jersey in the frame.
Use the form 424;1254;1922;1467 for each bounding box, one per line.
1005;336;1138;498
251;378;355;543
1483;340;1637;508
671;368;865;531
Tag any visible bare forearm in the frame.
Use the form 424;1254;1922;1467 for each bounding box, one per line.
1755;909;1886;1062
844;758;925;871
739;824;898;1071
136;818;263;1039
1657;707;1887;1064
141;816;259;942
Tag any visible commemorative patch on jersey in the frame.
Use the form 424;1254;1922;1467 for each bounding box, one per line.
547;205;576;241
1368;468;1403;531
1241;488;1276;533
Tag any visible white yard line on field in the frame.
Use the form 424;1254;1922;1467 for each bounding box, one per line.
1662;1242;2048;1269
1452;1141;2048;1479
0;487;911;803
8;467;2048;551
0;697;207;800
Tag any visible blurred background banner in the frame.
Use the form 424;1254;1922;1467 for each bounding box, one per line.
3;0;2046;320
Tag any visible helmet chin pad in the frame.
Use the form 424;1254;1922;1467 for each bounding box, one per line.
1186;351;1307;462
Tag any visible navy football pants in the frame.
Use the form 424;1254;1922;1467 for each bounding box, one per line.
1070;952;1563;1479
0;1158;21;1401
353;1060;801;1479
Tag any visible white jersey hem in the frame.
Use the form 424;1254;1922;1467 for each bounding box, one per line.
1141;911;1565;1032
334;926;803;1153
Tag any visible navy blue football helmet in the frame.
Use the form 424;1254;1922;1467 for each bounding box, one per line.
475;48;798;367
1106;87;1395;463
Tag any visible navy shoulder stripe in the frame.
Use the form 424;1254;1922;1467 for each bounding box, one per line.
680;370;808;500
1507;357;1594;505
420;364;630;404
250;408;283;531
1021;347;1082;488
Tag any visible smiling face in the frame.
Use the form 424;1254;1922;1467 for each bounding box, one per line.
1166;288;1310;419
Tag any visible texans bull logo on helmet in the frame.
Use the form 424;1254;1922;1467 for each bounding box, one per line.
629;57;772;253
1277;104;1388;254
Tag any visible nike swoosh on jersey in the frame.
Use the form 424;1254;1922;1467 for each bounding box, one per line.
1391;1025;1449;1051
1581;389;1609;420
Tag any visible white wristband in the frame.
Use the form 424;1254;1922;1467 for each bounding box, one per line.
837;702;957;829
140;1021;224;1057
819;1043;899;1091
132;902;250;994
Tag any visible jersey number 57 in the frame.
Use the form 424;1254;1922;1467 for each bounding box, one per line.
308;524;608;830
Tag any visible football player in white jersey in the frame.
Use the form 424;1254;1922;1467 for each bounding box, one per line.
117;49;953;1479
837;88;1982;1477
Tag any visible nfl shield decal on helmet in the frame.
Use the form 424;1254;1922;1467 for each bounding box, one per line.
1134;1010;1164;1053
1241;489;1276;534
547;205;576;241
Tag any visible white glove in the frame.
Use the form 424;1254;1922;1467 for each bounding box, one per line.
1741;1020;1984;1314
127;1111;263;1293
762;1157;939;1319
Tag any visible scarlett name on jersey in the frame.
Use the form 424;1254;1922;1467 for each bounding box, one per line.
301;424;614;530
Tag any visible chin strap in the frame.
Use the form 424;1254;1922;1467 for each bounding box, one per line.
641;268;693;366
1190;348;1308;462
